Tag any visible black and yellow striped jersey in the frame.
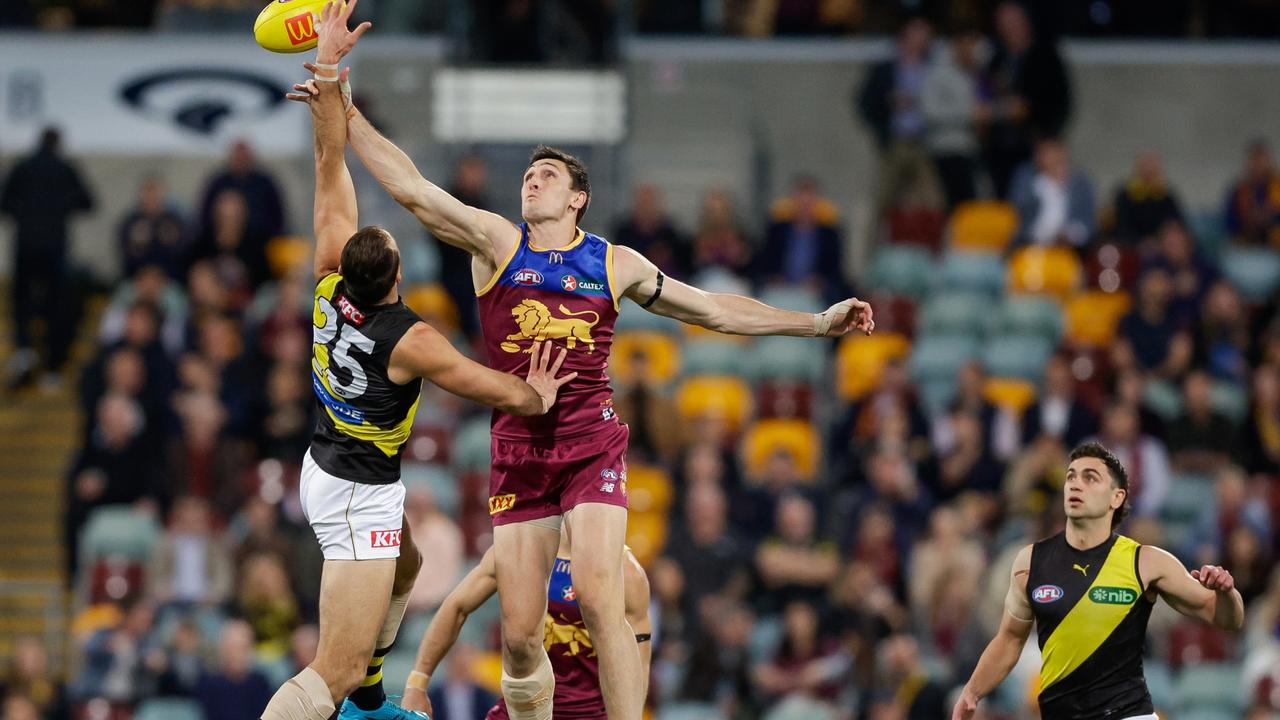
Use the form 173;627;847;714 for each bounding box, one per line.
1028;532;1155;720
310;273;422;484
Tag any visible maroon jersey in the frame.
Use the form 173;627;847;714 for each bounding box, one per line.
477;225;620;441
487;557;605;720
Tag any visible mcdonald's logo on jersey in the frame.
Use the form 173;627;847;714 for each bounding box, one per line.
285;12;317;45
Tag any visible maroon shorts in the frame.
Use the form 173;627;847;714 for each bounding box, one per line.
488;423;630;526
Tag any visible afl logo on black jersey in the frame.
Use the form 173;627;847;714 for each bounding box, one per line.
1033;584;1065;603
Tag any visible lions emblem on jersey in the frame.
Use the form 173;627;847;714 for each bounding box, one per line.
501;299;600;353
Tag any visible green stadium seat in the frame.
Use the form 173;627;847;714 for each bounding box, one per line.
747;615;783;665
1145;660;1175;713
763;696;837;720
681;340;749;377
760;285;824;314
868;245;935;299
1174;663;1245;713
936;251;1007;296
981;335;1055;382
1220;246;1280;302
918;378;959;416
381;646;420;699
1142;380;1183;420
617;303;680;333
745;336;826;383
1162;473;1215;525
909;335;981;383
1189;210;1227;261
920;293;990;338
992;295;1064;344
135;698;204;720
659;703;727;720
451;418;492;473
401;462;460;515
78;505;161;563
1182;710;1245;720
1209;381;1248;424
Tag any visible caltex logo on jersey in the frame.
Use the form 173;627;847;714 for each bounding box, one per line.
562;585;577;601
561;275;578;291
1032;585;1064;603
512;269;543;286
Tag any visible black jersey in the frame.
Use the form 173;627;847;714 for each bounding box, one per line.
1028;532;1155;720
309;273;422;484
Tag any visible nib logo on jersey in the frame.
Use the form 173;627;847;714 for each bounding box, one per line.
561;275;605;293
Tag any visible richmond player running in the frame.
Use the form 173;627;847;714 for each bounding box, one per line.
953;442;1245;720
263;5;575;720
399;534;652;720
293;15;873;720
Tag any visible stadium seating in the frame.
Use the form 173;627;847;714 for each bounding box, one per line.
625;464;674;515
919;292;991;338
868;245;936;299
908;335;982;385
983;378;1039;415
675;376;753;430
743;418;821;480
1008;247;1083;298
1064;290;1132;347
1210;380;1248;423
948;200;1018;253
134;698;204;720
1142;380;1184;420
745;336;826;383
403;284;461;333
680;339;750;377
1174;663;1246;714
451;418;493;473
992;295;1064;345
760;286;824;314
658;703;728;720
265;235;311;278
625;511;670;567
616;303;680;333
78;506;161;564
1145;660;1175;712
937;251;1007;296
836;332;912;401
611;331;681;384
981;334;1055;382
1220;245;1280;302
401;462;460;515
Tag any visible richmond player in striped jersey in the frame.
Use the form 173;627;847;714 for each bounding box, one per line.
953;442;1245;720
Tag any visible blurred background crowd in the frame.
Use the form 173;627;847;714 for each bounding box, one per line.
2;2;1280;720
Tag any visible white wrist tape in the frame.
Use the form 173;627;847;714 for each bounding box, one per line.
813;300;852;336
312;62;354;114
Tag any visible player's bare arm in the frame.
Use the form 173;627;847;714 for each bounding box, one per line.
400;549;499;714
1140;545;1244;631
307;70;355;280
389;327;576;416
622;549;653;698
611;245;874;336
953;544;1034;720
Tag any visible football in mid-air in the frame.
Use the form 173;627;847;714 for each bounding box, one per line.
254;0;338;53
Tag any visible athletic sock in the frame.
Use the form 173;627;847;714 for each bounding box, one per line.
349;645;391;711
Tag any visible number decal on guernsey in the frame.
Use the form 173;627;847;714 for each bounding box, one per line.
314;297;375;399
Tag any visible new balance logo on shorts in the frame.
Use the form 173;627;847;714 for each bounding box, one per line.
601;468;618;493
370;529;402;548
489;493;517;515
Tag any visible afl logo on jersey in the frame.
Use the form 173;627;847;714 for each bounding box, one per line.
1033;585;1065;603
512;269;543;286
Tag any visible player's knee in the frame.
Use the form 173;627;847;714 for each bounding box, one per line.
502;629;544;671
312;655;372;698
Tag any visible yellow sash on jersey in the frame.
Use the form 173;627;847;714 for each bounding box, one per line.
1040;536;1142;690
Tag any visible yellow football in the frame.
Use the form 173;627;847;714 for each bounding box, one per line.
253;0;340;53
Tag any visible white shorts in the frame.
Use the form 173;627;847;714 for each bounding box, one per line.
300;449;406;560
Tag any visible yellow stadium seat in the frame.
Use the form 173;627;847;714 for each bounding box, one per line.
266;235;312;278
472;651;504;694
983;378;1039;416
1008;247;1082;299
676;376;753;431
770;196;840;227
403;284;460;333
1065;290;1132;347
625;512;669;567
836;332;911;401
611;332;680;385
949;201;1018;253
625;464;673;514
743;418;820;481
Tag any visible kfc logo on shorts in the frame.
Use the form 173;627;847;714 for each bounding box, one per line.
336;295;365;325
370;529;402;548
489;493;517;515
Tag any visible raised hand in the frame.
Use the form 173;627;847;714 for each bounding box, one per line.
315;0;371;64
525;341;578;414
815;297;875;336
1191;565;1235;592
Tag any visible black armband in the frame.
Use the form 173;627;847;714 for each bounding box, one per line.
639;272;665;308
635;633;652;643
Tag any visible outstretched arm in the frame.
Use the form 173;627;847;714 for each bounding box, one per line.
401;550;499;714
390;328;576;416
611;245;873;337
953;545;1035;720
1142;546;1244;631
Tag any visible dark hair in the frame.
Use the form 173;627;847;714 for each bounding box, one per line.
1069;441;1130;530
340;226;399;306
39;127;61;153
529;145;590;222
